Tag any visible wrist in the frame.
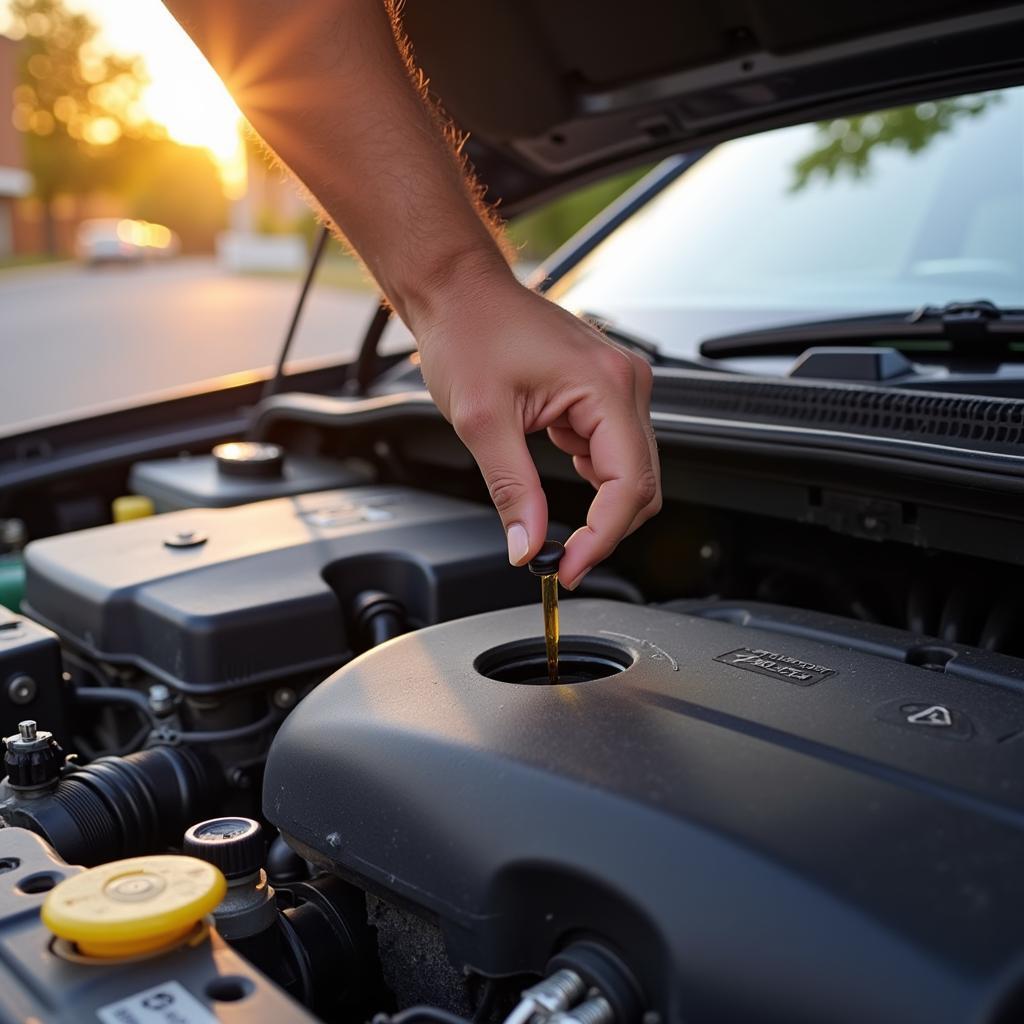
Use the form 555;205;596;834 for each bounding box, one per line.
398;245;520;340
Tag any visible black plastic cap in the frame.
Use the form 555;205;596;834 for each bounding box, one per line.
183;816;264;879
3;728;63;791
212;441;284;479
528;540;565;576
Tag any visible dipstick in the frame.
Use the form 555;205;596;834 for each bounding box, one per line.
528;541;566;685
540;572;560;684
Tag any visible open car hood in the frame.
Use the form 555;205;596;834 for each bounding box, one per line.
401;0;1024;210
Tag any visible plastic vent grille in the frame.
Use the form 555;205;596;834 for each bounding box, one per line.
660;376;1024;452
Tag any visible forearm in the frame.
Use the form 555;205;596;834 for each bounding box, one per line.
164;0;662;578
161;0;515;328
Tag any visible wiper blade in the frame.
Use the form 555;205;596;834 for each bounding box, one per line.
699;300;1024;360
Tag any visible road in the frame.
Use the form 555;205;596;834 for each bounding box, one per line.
0;258;390;436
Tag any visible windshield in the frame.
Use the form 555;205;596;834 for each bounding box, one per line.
549;87;1024;356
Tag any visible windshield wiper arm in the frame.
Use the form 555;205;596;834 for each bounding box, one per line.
699;300;1024;360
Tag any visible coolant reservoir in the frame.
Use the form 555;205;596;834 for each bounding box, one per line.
42;854;225;958
111;495;155;523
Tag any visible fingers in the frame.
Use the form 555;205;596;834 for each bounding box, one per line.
558;407;659;588
558;351;661;588
571;455;601;491
452;399;549;566
547;424;590;457
633;359;662;530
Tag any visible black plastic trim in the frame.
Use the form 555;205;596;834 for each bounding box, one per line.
652;370;1024;455
461;9;1024;211
251;377;1024;491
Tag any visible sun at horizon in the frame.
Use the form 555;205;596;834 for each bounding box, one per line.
1;0;248;197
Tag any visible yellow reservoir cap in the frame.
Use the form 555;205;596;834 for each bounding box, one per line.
42;854;226;958
112;495;155;522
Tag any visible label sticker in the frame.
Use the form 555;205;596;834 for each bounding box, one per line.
874;699;974;740
714;647;836;686
97;981;218;1024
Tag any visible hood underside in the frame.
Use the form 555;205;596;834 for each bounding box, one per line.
400;0;1024;209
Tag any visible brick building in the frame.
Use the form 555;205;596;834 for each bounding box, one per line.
0;35;31;258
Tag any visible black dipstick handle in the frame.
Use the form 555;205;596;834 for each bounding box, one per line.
528;541;565;576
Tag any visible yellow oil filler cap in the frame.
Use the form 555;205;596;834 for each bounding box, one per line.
42;855;226;958
112;495;155;522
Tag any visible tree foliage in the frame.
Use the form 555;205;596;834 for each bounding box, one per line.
6;0;228;251
119;138;227;251
507;167;651;260
8;0;156;210
790;95;1001;191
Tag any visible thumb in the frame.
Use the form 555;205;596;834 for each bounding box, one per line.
455;406;549;566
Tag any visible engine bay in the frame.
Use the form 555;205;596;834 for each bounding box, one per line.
3;409;1024;1024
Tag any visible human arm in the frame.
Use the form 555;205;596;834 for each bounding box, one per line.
161;0;661;585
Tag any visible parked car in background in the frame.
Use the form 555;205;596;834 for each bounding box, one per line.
74;217;180;264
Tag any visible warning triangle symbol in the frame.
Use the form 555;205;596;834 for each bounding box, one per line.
906;705;953;727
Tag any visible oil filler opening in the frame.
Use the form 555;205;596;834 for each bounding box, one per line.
475;636;634;685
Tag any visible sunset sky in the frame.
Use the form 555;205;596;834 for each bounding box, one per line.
1;0;248;194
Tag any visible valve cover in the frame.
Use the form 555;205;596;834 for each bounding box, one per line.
22;487;535;694
265;599;1024;1024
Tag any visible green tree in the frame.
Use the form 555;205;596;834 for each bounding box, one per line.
790;95;1000;191
7;0;156;251
118;137;228;252
507;167;651;261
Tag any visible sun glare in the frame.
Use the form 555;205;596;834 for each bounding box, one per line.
63;0;248;197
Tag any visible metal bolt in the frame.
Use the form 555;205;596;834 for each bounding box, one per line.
548;996;614;1024
522;970;587;1014
147;683;174;715
272;687;297;710
228;767;251;790
18;720;37;742
163;529;208;549
699;541;721;563
7;675;36;706
0;519;26;550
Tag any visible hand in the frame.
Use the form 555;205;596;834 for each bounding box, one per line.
161;0;660;584
414;270;662;589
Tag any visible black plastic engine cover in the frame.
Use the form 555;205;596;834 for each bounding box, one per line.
23;487;535;693
265;599;1024;1024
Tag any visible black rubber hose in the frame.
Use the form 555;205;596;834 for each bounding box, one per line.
352;590;408;651
170;708;284;744
0;745;221;866
267;833;310;884
74;719;152;760
73;686;155;719
365;606;405;648
73;685;155;757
